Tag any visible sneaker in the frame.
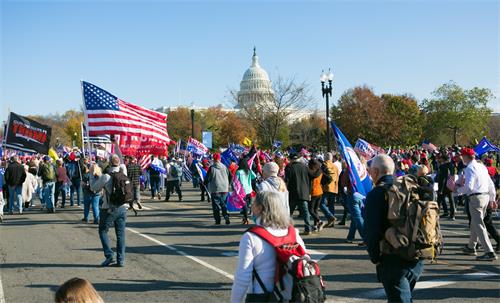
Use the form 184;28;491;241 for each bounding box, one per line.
476;253;497;261
462;245;477;256
215;221;221;225
225;218;231;225
179;197;183;202
82;218;89;223
338;220;346;226
449;216;456;221
345;239;354;244
101;258;115;267
317;221;325;231
300;230;313;236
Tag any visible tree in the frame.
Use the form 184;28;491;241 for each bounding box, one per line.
421;82;493;145
166;107;202;141
219;112;256;145
290;112;326;147
381;94;422;146
233;75;315;148
331;86;390;145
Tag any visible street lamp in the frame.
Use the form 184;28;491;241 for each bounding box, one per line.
73;132;77;147
190;108;195;139
321;69;334;152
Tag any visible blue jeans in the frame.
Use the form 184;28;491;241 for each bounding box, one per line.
211;193;229;223
54;181;66;207
320;192;337;220
347;194;365;241
8;185;23;213
290;199;315;232
150;176;160;198
99;206;127;265
83;192;100;222
377;258;424;303
42;182;55;210
70;178;81;206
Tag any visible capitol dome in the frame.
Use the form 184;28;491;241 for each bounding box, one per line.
237;48;274;109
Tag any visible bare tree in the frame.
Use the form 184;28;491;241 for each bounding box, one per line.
230;75;315;148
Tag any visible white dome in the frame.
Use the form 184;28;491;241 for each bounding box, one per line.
237;48;274;108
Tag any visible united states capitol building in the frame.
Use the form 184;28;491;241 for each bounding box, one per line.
157;48;317;121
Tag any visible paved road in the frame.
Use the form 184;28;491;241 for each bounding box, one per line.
1;183;499;302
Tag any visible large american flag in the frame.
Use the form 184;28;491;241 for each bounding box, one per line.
82;81;171;144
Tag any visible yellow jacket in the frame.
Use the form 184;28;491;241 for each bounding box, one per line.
322;160;340;194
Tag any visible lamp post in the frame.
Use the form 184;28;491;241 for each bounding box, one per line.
190;109;195;139
321;69;334;152
72;132;77;148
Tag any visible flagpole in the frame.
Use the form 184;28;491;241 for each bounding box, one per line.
80;80;93;161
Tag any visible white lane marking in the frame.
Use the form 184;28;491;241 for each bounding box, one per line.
308;249;327;261
140;205;154;210
441;228;469;236
357;271;499;299
0;271;5;303
127;227;234;280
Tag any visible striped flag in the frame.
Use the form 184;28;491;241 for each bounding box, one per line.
82;123;111;144
139;155;152;171
182;162;192;182
422;140;437;152
82;81;171;155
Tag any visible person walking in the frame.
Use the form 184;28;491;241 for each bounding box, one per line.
257;162;289;215
284;153;316;235
366;154;424;303
54;159;70;208
308;158;324;232
230;191;307;303
236;158;257;224
319;152;340;228
436;153;456;220
147;156;161;200
457;148;497;261
205;153;231;225
66;151;83;207
165;157;182;202
82;163;100;224
22;164;37;210
39;156;56;213
4;155;26;214
127;156;143;213
92;155;129;267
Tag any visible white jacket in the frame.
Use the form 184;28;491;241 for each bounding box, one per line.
22;172;37;202
230;224;306;303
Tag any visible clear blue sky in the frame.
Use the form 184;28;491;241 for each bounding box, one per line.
1;0;499;123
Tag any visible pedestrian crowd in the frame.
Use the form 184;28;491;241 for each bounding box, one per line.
1;142;498;303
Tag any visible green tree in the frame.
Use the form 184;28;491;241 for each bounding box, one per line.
381;94;422;146
421;82;493;145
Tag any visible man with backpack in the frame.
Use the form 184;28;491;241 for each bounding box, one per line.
66;150;83;207
165;157;182;202
38;156;56;213
365;154;425;303
93;154;132;267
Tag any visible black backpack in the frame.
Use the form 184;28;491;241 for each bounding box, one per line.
109;171;133;206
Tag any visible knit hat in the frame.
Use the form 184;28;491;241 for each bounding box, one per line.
263;162;279;177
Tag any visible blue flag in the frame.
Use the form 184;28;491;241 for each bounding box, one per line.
195;162;207;182
273;140;282;149
474;137;499;157
331;123;373;199
221;148;239;167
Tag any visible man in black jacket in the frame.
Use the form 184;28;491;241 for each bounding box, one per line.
436;154;456;220
285;153;315;235
365;154;423;303
4;156;26;214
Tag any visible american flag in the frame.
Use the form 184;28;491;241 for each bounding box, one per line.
82;123;111;144
139;155;152;171
422;140;437;152
82;81;171;144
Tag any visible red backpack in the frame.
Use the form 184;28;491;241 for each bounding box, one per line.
248;225;326;303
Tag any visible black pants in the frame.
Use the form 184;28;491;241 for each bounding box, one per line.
308;195;322;225
437;192;455;217
165;180;182;201
484;208;499;246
